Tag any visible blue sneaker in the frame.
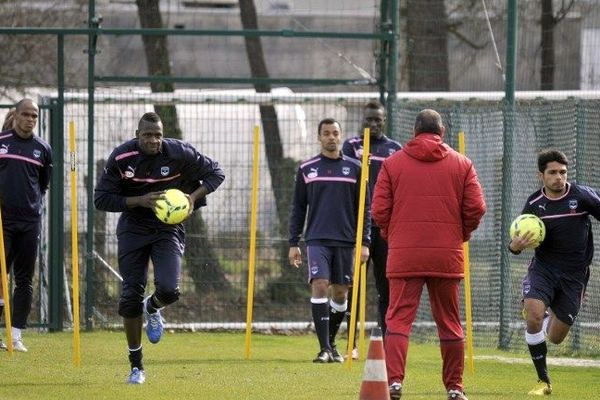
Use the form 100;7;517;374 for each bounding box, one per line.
144;296;164;344
127;367;145;384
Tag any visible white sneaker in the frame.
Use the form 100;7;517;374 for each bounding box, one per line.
351;347;359;360
12;338;28;352
0;339;7;350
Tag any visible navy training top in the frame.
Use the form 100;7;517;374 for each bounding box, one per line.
522;182;600;281
289;153;371;247
94;137;225;226
342;134;402;201
0;129;53;222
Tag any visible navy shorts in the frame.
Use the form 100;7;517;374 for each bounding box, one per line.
306;245;354;285
117;215;184;296
521;259;589;326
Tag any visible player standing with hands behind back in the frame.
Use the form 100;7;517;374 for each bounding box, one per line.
95;112;224;384
0;107;16;351
340;100;401;357
289;118;370;363
509;149;600;396
0;100;52;353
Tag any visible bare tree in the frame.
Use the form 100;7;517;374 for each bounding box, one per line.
238;0;305;302
0;1;87;98
406;0;450;91
540;0;576;90
136;0;230;295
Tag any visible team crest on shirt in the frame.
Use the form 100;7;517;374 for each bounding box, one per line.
160;166;170;176
33;149;41;158
342;167;350;176
307;167;318;178
569;199;578;212
0;144;8;154
310;264;319;275
124;166;135;178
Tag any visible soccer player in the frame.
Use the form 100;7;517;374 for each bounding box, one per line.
0;99;53;352
0;107;15;351
372;109;485;400
288;117;370;363
509;149;600;396
94;112;225;384
340;100;401;358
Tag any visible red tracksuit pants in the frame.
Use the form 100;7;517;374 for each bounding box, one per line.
385;277;465;392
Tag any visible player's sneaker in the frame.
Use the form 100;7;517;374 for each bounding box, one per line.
330;346;344;363
389;382;402;399
143;296;164;344
528;380;552;395
312;349;332;363
351;346;359;360
447;389;468;400
0;339;7;351
127;367;146;384
12;338;28;352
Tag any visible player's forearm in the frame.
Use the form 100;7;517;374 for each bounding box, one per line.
94;191;128;212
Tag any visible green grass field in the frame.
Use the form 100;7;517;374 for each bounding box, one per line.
0;331;599;399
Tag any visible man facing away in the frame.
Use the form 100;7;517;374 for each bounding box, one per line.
372;109;486;400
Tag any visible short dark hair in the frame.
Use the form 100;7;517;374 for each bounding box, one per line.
318;117;341;135
414;109;443;135
538;149;569;173
140;112;161;124
364;99;385;114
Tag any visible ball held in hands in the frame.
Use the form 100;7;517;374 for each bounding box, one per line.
154;189;190;224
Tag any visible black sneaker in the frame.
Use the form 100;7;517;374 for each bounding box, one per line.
330;346;344;363
389;382;402;399
312;349;332;363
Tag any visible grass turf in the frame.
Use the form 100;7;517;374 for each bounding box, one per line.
0;331;599;399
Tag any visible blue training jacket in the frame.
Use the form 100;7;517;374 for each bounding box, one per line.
289;153;370;247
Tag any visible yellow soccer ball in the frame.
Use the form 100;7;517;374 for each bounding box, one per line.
154;189;190;225
509;213;546;248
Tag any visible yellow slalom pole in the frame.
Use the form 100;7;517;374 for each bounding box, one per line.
69;121;81;367
346;127;370;370
358;261;367;360
458;131;475;375
244;125;260;359
0;203;14;355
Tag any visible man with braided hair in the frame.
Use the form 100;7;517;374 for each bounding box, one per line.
0;99;52;353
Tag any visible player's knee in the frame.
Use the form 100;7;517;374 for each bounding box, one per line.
118;284;145;318
119;295;143;318
548;335;564;345
155;286;180;306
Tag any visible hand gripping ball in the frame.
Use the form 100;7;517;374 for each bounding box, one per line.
154;189;190;224
509;213;546;248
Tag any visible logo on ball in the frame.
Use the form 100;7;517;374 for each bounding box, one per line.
509;214;546;249
153;189;190;225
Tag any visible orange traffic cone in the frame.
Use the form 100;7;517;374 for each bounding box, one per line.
358;327;390;400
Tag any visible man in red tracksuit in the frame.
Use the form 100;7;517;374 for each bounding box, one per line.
372;109;486;400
